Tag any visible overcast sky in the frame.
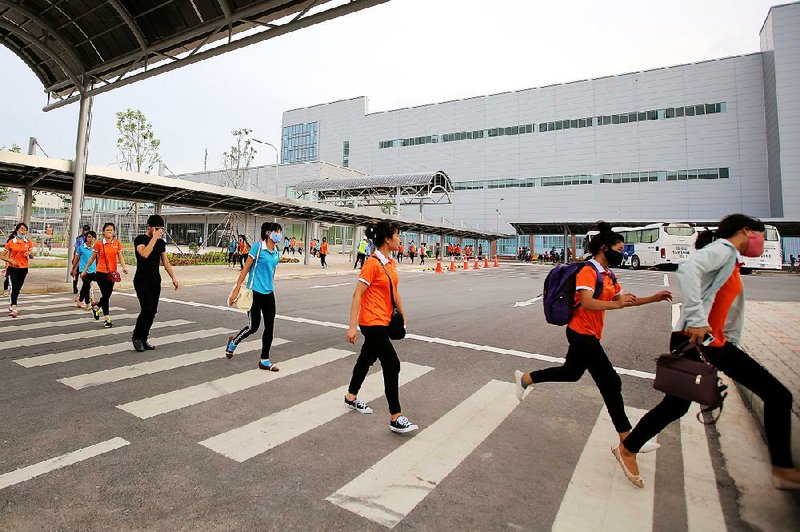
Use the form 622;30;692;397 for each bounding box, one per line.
0;0;779;175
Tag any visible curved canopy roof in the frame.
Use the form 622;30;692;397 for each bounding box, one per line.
294;170;454;206
294;171;453;192
0;0;388;110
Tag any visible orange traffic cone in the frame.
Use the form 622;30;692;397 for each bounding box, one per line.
435;257;443;274
493;255;499;267
449;256;456;271
463;257;469;270
474;257;480;269
484;256;490;268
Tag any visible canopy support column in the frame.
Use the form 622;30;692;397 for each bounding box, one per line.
67;87;92;281
303;219;310;266
563;225;569;263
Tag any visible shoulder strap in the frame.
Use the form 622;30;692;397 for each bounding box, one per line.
247;246;261;289
373;256;397;310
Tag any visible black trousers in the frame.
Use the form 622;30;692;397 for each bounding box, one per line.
320;253;327;267
354;252;365;269
72;273;79;294
530;327;632;433
232;291;276;359
420;253;425;265
624;333;794;467
133;277;161;341
8;267;28;306
96;274;115;316
348;325;402;415
79;273;96;304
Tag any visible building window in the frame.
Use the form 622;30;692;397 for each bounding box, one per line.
281;121;318;163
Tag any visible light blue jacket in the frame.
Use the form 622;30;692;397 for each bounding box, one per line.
674;239;743;344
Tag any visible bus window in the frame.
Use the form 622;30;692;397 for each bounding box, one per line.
765;227;779;241
664;226;695;236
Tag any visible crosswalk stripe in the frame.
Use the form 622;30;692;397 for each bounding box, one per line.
552;407;656;532
11;302;95;312
15;294;70;300
10;296;72;304
15;327;223;368
5;319;192;350
0;313;138;334
3;307;124;322
117;348;355;419
326;380;520;529
200;362;434;462
58;337;289;390
681;404;726;531
0;437;129;491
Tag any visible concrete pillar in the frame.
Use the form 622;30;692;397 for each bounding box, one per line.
562;225;569;263
67;89;93;281
155;201;163;215
22;185;33;225
529;232;535;259
571;234;577;263
490;240;497;257
304;219;310;266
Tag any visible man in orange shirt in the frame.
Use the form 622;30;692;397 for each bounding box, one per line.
1;222;35;317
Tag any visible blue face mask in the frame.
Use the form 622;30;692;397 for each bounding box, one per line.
269;232;282;244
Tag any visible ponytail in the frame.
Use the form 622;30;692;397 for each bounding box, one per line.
587;221;624;255
365;221;400;248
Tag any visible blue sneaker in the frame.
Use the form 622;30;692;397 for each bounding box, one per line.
258;359;279;372
225;336;236;359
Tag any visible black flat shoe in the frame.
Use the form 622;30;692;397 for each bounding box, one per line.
132;338;145;352
143;341;155;350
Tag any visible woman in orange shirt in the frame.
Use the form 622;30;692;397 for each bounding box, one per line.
514;222;671;451
319;237;329;268
1;222;35;318
82;222;128;328
345;221;418;434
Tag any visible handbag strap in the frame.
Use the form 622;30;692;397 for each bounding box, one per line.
247;245;261;289
373;256;397;310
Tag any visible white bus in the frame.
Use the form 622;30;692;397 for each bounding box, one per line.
700;224;782;271
617;223;696;269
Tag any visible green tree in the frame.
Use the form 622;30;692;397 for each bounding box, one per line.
221;128;256;190
0;143;21;203
116;109;161;173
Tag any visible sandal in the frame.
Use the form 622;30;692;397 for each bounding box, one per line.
611;445;644;488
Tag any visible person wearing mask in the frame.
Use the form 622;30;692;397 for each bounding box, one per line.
226;222;282;370
614;215;800;490
82;222;128;328
2;230;16;297
1;223;35;318
345;221;418;434
71;230;97;310
514;222;672;451
132;215;180;352
354;237;368;269
72;225;91;303
319;237;329;269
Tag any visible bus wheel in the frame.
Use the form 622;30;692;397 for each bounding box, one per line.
631;255;641;270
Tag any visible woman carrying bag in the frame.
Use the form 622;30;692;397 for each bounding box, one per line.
345;221;418;434
82;222;127;328
614;214;800;490
226;222;282;371
1;222;35;318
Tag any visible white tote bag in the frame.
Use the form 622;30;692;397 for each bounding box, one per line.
229;248;260;310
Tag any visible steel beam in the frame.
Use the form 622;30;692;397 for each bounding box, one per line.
67;86;92;281
107;0;148;52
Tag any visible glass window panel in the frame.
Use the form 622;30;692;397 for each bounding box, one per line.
511;126;519;135
647;110;658;120
526;124;533;133
720;102;727;112
505;127;513;135
719;167;729;179
685;106;695;116
579;118;587;128
539;123;547;132
675;107;684;117
555;121;563;130
695;105;705;115
570;119;578;128
620;114;629;124
612;114;620;124
665;108;675;118
628;112;637;122
688;169;698;179
657;109;665;119
601;116;610;125
548;122;555;131
705;104;715;114
638;112;646;121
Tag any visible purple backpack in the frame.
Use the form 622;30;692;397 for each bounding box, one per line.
542;262;617;325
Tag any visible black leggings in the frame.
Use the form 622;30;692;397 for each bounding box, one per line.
73;273;79;295
133;277;161;341
320;254;327;267
96;274;115;316
79;273;96;305
529;327;632;433
348;325;402;415
8;267;28;306
624;333;794;467
232;291;276;359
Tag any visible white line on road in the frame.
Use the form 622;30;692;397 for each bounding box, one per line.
14;324;204;367
3;307;124;322
17;294;71;301
672;303;682;329
310;282;353;289
11;302;85;312
552;407;655;532
131;295;656;380
0;313;138;334
663;273;670;287
513;295;543;308
327;380;520;529
3;319;191;349
681;404;726;531
0;437;129;491
117;348;354;419
200;363;434;462
58;331;276;390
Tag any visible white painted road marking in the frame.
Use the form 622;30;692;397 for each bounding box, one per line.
134;296;656;380
513;295;543;308
672;303;682;329
14;326;210;368
310;282;352;289
681;404;726;531
3;319;192;349
552;407;655;531
117;348;354;419
0;313;138;334
200;363;434;462
3;307;124;322
0;437;129;491
327;380;520;529
663;273;670;287
10;302;87;312
58;332;279;390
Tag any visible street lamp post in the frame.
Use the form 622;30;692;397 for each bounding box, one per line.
252;139;279;196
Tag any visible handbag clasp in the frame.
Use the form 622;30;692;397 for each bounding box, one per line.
695;375;702;385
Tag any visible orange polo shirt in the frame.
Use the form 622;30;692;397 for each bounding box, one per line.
94;239;122;273
568;260;621;340
320;242;328;254
5;237;34;269
707;262;743;347
358;254;399;327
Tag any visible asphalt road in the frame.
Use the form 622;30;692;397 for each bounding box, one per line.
1;263;798;530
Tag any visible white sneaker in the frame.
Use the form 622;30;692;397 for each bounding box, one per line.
344;396;373;414
514;370;532;401
390;416;418;434
639;440;661;454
